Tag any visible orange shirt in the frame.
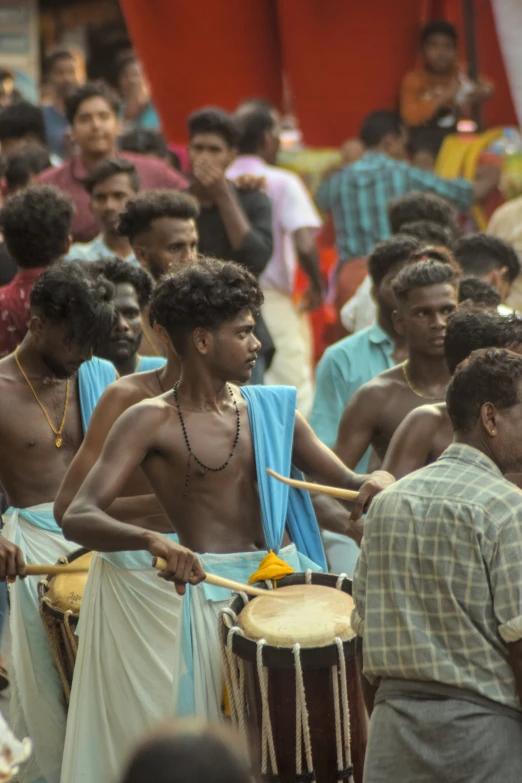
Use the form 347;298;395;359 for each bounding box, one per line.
400;67;458;127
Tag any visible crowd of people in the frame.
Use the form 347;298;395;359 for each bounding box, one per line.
0;16;521;783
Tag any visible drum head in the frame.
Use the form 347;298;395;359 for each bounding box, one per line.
46;551;94;615
237;584;354;648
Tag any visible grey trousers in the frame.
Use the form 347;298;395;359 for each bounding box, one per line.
364;680;522;783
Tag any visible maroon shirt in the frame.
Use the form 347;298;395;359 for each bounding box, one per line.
38;152;188;242
0;268;45;358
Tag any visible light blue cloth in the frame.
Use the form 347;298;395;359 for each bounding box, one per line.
309;322;395;472
120;101;161;131
66;234;139;266
78;357;117;434
137;355;166;373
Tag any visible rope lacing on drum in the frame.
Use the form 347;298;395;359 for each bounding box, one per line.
293;643;315;781
335;573;348;590
333;637;354;783
256;639;279;778
304;569;313;585
219;607;248;747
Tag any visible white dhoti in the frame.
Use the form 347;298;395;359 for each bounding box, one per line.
2;504;78;783
61;542;320;783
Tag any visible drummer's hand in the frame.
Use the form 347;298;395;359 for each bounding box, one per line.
148;534;205;595
349;470;395;523
0;539;26;582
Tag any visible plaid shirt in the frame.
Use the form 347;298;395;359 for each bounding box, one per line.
353;443;522;711
316;152;473;261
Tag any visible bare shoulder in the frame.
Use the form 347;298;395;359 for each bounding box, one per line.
96;370;163;413
351;365;404;404
404;402;447;430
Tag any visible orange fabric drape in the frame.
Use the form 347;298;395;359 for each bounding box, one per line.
119;0;283;144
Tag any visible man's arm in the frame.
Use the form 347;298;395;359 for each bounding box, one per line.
61;403;205;590
54;383;162;525
406;162;500;208
293;227;323;310
334;385;381;471
309;351;350;450
382;406;440;479
312;494;363;546
292;412;394;522
400;69;460;126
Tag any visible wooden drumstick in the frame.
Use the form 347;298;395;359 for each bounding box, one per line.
152;557;269;597
24;564;91;577
266;468;360;502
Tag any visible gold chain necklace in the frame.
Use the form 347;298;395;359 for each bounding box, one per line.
402;360;445;401
14;348;70;448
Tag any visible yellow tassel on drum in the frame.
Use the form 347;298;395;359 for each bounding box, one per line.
248;550;295;585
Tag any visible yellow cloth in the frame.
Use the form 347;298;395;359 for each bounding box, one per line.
248;550;295;585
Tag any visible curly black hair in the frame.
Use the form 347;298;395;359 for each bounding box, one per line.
118;190;199;241
65;81;120;125
447;348;522;434
454;234;521;283
444;309;522;374
30;261;115;350
91;257;153;310
367;235;421;287
393;257;460;302
4;143;51;190
149;257;263;356
388;193;457;234
399;220;456;249
458;277;501;309
84;157;140;195
421;19;458;46
0;100;46;144
188;107;239;148
236;106;276;155
0;185;74;268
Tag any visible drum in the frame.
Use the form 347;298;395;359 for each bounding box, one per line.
38;548;93;704
220;571;367;783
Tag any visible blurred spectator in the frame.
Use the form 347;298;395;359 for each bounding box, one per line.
454;233;520;311
0;68;19;107
0;101;46;156
408;127;442;171
316;110;498;306
117;52;160;132
230;104;322;415
119;721;252;783
67;158;140;264
188;107;273;383
38;82;187;242
488;195;522;312
458;276;501;309
119;128;181;170
400;20;494;151
340;138;365;165
41;48;81;160
4;143;51;195
0;185;73;357
90;257;165;376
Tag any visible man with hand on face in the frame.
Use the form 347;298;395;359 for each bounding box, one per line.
39;82;187;241
335;255;459;469
188;107;274;383
91;257;165;376
67;158;140;264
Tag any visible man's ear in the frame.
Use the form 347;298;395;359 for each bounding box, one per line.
392;309;404;336
193;327;213;355
480;401;499;438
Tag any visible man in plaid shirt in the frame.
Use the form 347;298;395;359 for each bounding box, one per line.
354;347;522;782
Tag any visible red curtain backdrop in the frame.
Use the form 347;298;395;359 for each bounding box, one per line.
119;0;283;144
120;0;518;147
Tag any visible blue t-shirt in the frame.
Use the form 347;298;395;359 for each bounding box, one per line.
42;105;69;159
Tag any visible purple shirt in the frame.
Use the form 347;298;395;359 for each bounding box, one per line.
38;152;188;242
228;155;321;296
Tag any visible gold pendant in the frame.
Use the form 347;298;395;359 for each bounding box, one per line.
55;435;63;448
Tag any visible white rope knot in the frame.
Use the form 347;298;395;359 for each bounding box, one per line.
335;573;348;590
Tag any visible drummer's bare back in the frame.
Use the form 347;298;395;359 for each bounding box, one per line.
118;391;277;555
0;356;83;508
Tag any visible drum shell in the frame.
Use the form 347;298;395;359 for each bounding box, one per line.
225;572;367;783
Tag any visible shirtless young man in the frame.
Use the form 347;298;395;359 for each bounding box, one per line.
0;263;116;783
59;258;393;783
335;258;459;468
383;308;522;478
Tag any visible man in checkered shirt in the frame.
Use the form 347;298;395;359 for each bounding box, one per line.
353;347;522;782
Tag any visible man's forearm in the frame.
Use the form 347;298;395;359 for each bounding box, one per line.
214;182;251;249
62;501;157;553
297;247;323;291
312;495;361;543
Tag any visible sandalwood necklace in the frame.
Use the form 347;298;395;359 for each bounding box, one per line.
173;380;240;497
402;360;445;401
15;347;70;448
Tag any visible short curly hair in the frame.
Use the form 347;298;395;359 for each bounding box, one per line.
367;235;421;288
388;193;457;234
447;348;522;434
444;309;522;374
118;190;199;241
188;107;239;148
84;157;140;195
393;257;460;303
0;100;46;144
30;261;115;350
91;256;153;310
454;233;521;283
0;185;74;268
399;220;456;249
458;277;501;309
65;81;120;125
149;257;263;356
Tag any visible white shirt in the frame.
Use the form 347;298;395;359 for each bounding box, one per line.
227;155;321;296
340;275;376;333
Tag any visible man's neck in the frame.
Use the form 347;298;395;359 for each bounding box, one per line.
177;367;231;411
80;148;115;173
115;354;139;377
16;337;62;382
157;351;181;391
101;231;133;258
406;351;451;388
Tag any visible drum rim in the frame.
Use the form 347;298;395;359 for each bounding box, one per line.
38;547;91;620
224;572;356;671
